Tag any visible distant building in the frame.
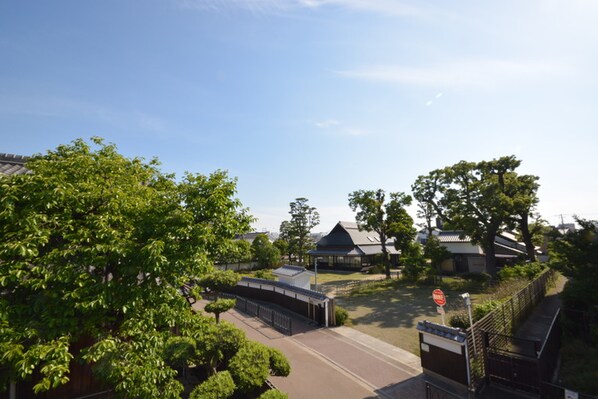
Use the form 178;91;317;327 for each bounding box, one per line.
308;221;399;270
424;230;528;273
0;153;29;176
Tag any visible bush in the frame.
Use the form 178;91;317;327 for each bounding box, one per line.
258;389;289;399
449;300;501;329
189;371;235;399
459;272;492;284
472;300;501;321
335;306;349;326
268;348;290;376
255;269;276;280
228;341;271;393
367;264;385;275
163;336;196;369
498;262;546;281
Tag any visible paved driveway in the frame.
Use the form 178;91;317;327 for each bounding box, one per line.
195;302;426;399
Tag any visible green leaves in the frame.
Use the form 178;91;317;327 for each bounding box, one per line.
0;138;256;395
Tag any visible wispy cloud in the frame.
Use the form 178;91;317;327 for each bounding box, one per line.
336;59;569;90
312;119;370;136
314;119;340;128
177;0;425;17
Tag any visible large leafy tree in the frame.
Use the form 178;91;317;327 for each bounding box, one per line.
412;156;540;276
250;234;280;268
348;189;415;279
279;198;319;265
0;138;257;396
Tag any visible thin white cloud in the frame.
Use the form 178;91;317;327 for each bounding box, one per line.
314;119;340;128
336;59;570;90
177;0;425;17
312;119;371;136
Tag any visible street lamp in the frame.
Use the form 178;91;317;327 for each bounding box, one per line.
461;292;477;355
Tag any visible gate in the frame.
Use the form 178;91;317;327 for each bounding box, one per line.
481;308;562;396
482;332;540;394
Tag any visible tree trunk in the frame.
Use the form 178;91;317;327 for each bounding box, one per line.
519;213;537;262
380;233;390;279
484;237;498;276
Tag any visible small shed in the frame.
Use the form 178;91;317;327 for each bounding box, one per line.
272;265;314;290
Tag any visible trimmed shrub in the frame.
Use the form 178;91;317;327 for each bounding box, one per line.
228;341;271;393
189;371;235;399
367;264;385;275
335;306;349;326
255;269;276;280
205;298;237;323
163;336;196;369
268;348;290;377
258;389;289;399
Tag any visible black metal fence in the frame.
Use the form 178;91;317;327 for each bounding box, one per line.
466;268;557;387
221;293;293;336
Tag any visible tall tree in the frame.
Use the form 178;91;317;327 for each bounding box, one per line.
0;138;290;397
279;198;319;265
348;189;416;279
412;155;540;276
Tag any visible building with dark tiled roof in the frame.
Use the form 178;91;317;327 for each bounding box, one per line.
308;221;399;270
0;153;30;176
426;230;529;273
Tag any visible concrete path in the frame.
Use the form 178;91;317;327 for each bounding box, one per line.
194;301;426;399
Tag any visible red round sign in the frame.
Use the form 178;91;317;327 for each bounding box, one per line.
432;289;446;306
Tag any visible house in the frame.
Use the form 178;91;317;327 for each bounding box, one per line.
235;231;275;244
0;153;29;176
427;230;528;273
308;221;399;270
272;265;314;290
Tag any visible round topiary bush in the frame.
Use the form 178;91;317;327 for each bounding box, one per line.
335;306;349;326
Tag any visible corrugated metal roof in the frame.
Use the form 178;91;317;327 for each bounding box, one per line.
0;153;30;176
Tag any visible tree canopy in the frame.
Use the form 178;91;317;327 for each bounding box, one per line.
251;234;281;268
348;189;415;278
0;138;288;397
279;198;319;265
412;155;539;275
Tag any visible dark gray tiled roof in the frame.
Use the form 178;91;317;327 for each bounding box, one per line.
436;231;471;243
240;277;328;301
273;265;313;277
417;320;467;343
0;153;30;176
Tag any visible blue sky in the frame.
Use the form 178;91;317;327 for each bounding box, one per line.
2;0;597;232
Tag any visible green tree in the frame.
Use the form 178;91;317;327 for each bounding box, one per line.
189;371;235;399
423;235;452;272
0;138;257;396
348;189;416;279
199;270;241;299
550;218;598;310
412;156;539;276
279;198;319;265
251;234;281;268
205;299;237;324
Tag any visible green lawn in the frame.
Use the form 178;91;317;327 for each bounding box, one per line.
336;279;485;356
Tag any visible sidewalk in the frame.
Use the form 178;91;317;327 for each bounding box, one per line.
194;300;427;399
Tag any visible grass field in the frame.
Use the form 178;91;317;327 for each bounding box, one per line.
336;279;485;356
